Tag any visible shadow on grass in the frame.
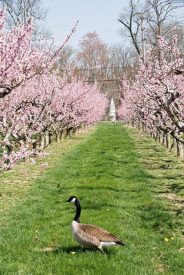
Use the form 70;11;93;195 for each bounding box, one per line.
56;185;122;195
138;204;174;233
171;209;183;216
169;183;184;193
38;245;114;255
156;182;184;194
77;186;121;192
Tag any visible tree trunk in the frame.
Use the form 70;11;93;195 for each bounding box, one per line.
56;130;63;142
40;135;45;150
67;128;73;138
45;131;51;147
165;133;171;150
153;131;158;141
170;136;175;152
158;132;161;143
161;132;165;145
176;139;184;159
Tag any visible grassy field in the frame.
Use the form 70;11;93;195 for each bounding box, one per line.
0;123;184;275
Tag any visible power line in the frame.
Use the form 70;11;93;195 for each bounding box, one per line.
47;19;117;28
60;66;126;72
83;79;121;83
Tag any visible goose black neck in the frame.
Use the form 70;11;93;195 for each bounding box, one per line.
74;199;81;222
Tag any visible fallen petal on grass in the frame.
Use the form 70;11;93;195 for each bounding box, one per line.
35;247;57;253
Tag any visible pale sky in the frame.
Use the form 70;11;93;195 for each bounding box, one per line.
43;0;130;48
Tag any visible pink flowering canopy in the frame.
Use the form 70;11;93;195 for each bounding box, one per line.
118;35;184;145
0;12;108;169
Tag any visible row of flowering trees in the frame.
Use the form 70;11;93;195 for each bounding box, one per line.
0;12;108;169
118;36;184;158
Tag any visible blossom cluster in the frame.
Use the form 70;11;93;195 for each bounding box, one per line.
118;35;184;150
0;12;107;169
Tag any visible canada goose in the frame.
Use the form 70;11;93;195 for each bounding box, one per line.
66;196;125;252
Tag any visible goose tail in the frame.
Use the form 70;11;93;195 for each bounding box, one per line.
116;239;126;246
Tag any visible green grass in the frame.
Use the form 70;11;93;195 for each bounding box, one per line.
0;123;184;275
0;128;94;213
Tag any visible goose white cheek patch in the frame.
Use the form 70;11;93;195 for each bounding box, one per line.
71;198;76;203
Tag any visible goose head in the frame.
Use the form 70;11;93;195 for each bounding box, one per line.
66;196;78;204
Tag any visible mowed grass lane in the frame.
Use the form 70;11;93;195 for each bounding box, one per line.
0;123;183;274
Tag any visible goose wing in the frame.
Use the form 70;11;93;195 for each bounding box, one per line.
80;223;125;245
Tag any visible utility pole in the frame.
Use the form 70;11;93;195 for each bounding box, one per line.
135;12;146;63
140;13;145;64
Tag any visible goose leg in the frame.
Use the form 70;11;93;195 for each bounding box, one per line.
98;244;104;254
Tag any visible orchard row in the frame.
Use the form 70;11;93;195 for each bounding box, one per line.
118;36;184;158
0;12;107;169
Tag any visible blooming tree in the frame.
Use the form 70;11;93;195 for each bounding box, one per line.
0;10;78;98
0;12;108;169
118;35;184;158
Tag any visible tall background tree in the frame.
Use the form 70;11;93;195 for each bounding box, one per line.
76;32;109;82
118;0;184;158
0;0;46;26
72;32;134;101
0;0;50;39
118;0;184;61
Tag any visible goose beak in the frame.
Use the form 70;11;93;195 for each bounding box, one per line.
65;198;70;202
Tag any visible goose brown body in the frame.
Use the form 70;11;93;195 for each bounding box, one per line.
66;196;125;251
